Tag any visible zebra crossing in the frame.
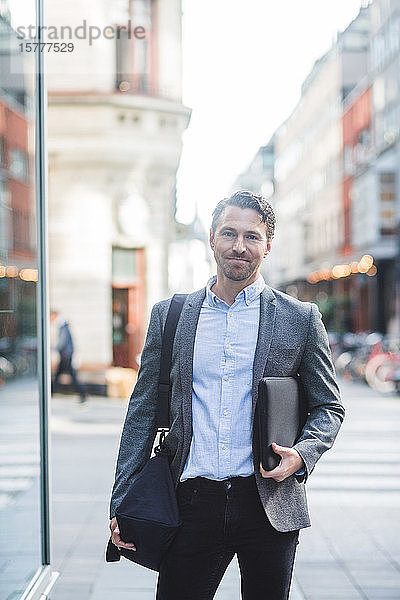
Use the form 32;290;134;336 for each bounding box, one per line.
306;381;400;507
0;442;40;510
0;378;42;512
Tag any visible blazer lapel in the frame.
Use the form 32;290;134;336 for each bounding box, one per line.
252;286;277;418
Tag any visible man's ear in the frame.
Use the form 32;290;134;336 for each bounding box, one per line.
264;240;272;257
209;228;215;249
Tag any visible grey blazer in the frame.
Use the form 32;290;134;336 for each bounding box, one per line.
109;284;344;532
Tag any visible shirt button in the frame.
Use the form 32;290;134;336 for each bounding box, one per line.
223;375;229;381
223;409;228;416
228;312;233;317
226;343;231;349
221;444;227;449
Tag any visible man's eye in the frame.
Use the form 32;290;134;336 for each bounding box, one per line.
247;235;257;240
223;231;233;237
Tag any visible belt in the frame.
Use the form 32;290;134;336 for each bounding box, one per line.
178;474;257;493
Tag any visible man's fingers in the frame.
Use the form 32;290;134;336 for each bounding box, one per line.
111;529;136;551
112;530;121;542
259;461;282;478
272;442;288;455
117;542;137;550
109;517;136;550
109;518;118;533
259;444;303;482
113;537;137;551
111;528;122;544
259;461;288;482
259;463;278;476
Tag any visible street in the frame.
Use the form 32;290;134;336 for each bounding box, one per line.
47;378;400;600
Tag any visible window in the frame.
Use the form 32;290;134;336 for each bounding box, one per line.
9;147;28;181
112;247;137;283
0;179;11;259
370;16;400;72
380;172;396;236
115;0;153;94
131;0;152;92
12;207;31;251
0;1;53;598
115;27;132;91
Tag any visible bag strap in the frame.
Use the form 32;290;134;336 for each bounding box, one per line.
156;293;187;432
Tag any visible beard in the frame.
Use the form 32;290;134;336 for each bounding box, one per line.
218;257;259;281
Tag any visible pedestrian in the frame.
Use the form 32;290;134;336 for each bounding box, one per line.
50;309;87;403
108;190;345;600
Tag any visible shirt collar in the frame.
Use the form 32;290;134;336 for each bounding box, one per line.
205;274;266;307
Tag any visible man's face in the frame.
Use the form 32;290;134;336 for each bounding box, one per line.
209;205;271;282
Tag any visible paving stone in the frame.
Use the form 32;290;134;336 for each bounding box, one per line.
361;589;400;600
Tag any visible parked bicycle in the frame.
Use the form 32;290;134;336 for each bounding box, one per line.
333;331;400;394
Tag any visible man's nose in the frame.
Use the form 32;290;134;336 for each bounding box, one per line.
232;236;246;253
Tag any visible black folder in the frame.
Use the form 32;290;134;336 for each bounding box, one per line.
257;376;308;471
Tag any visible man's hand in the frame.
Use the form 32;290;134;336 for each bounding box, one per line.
109;517;136;551
259;442;304;482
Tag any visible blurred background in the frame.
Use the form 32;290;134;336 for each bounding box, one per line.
1;0;400;599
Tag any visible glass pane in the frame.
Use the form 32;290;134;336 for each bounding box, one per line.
112;247;137;282
0;0;43;597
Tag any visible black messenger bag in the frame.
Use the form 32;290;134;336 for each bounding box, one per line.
105;293;187;571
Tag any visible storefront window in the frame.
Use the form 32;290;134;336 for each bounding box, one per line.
0;0;52;598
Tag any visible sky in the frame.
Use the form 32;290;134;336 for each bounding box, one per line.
177;0;367;228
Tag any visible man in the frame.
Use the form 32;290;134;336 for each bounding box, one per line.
50;309;87;403
109;190;344;599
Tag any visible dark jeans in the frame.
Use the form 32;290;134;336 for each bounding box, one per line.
52;355;87;400
156;474;300;600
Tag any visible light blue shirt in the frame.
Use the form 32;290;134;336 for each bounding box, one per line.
180;274;266;482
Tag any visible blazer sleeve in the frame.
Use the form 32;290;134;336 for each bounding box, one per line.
108;302;162;519
292;302;345;483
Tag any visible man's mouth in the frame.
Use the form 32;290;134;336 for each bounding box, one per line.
226;257;248;262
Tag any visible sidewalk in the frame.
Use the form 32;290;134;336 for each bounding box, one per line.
49;378;400;600
92;554;305;600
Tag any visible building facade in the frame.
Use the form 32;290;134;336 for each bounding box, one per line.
261;1;400;334
342;83;377;332
367;0;400;334
232;139;275;199
46;0;190;376
263;6;398;333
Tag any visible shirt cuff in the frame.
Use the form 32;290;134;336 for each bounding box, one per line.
294;468;305;483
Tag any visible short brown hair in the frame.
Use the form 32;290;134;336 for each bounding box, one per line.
211;190;275;241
